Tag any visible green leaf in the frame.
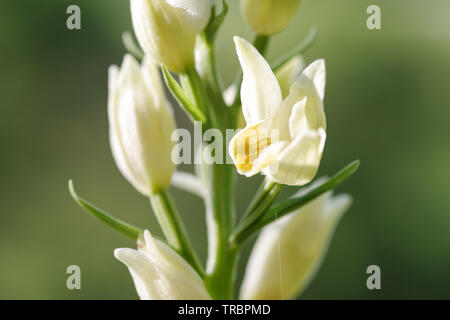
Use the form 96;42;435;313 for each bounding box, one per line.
230;160;360;246
204;0;229;42
68;180;143;241
272;26;319;72
122;32;144;60
161;66;207;123
233;181;282;240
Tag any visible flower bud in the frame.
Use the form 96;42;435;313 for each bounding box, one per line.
239;185;352;300
115;230;211;300
275;55;304;98
130;0;212;72
108;54;176;195
241;0;302;35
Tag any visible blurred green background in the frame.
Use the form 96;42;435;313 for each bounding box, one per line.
1;0;449;299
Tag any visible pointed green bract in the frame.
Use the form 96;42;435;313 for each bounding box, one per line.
230;160;360;246
162;66;206;123
233;181;283;240
68;180;143;241
272;26;318;71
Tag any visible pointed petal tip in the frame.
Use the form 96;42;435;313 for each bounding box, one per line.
233;35;244;45
233;36;282;123
327;193;353;219
114;248;135;262
143;229;152;244
309;58;325;69
121;53;140;73
303;58;326;76
108;65;119;76
122;53;135;65
339;193;353;206
108;65;120;90
113;248;126;260
316;58;326;66
233;36;253;54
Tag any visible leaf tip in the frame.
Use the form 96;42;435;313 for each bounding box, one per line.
350;159;361;171
68;179;81;205
68;179;75;196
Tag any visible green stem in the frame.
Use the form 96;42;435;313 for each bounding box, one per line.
180;26;245;298
150;190;204;277
253;34;271;56
196;33;230;129
272;26;318;71
204;162;238;299
197;33;224;104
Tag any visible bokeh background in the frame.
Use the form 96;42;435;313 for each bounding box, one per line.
1;0;449;299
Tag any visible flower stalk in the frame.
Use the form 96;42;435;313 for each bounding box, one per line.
150;190;204;277
204;162;238;299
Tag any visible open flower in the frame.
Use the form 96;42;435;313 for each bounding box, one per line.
239;184;352;300
229;37;326;186
115;230;211;300
241;0;302;35
130;0;212;72
108;54;175;195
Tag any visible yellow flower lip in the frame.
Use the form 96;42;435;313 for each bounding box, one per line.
233;123;272;173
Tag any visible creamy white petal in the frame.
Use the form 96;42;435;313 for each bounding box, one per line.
283;61;326;131
141;231;203;283
268;128;326;186
166;0;211;32
108;65;135;188
234;36;282;124
239;191;352;300
300;59;326;101
131;0;211;72
108;54;176;195
109;56;152;194
115;248;164;300
115;230;211;300
288;97;309;138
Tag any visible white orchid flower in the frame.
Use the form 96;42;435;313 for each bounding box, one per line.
229;36;327;186
108;54;176;196
240;184;352;300
241;0;302;35
115;230;212;300
130;0;212;72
